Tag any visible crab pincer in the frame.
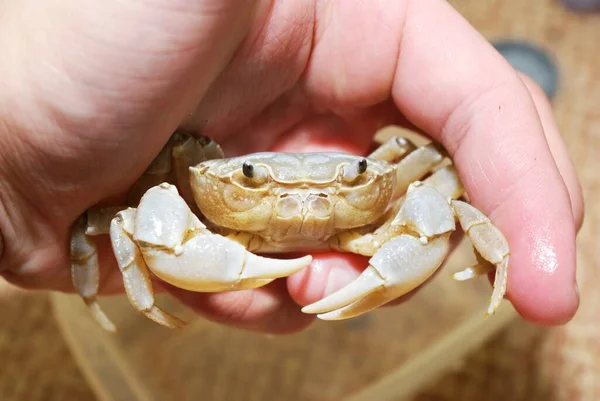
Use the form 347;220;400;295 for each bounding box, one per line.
107;184;312;328
123;184;312;291
302;182;509;320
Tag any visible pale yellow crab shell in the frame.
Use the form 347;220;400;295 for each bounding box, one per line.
189;152;396;234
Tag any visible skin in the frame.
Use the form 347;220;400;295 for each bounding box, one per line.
0;0;583;334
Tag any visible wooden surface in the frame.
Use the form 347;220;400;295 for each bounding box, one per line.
0;284;96;401
1;0;600;400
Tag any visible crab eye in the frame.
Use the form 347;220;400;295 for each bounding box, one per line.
242;161;254;178
342;158;370;183
358;158;367;174
237;161;269;187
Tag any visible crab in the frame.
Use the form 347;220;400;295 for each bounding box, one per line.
70;130;509;332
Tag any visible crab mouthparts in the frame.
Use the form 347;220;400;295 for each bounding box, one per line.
275;193;332;219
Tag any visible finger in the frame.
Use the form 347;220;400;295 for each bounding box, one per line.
287;252;366;306
164;279;315;335
221;97;405;156
518;73;584;228
391;0;578;324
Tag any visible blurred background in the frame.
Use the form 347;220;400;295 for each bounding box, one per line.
1;0;599;400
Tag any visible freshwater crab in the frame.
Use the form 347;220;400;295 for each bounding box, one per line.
70;130;509;332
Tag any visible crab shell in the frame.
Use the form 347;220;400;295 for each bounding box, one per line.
190;153;396;247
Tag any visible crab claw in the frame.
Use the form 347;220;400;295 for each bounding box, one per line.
303;183;456;320
302;234;450;319
132;183;312;292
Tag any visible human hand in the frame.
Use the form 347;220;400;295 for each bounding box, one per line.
0;0;583;334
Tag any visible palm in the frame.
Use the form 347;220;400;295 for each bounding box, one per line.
180;1;404;157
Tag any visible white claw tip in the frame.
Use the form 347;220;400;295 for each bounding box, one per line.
174;245;184;256
452;268;476;281
316;312;344;321
409;181;423;190
419;236;428;245
241;254;312;280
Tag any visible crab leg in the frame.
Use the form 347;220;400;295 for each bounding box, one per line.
128;132;223;207
130;183;312;293
392;142;447;196
110;208;188;329
72;205;175;331
450;200;509;316
71;214;118;332
367;136;416;162
368;136;448;197
171;132;223;208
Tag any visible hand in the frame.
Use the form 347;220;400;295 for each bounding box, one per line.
0;0;583;334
